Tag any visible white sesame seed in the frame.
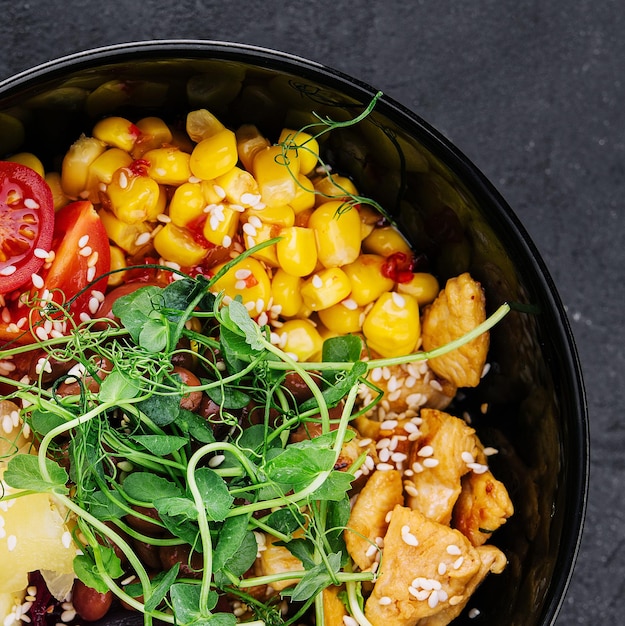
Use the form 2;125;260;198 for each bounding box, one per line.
378;596;392;606
156;213;171;223
461;451;475;464
61;609;76;623
213;185;226;199
242;222;257;236
428;592;439;609
78;234;90;248
385;510;393;523
379;448;391;462
62;531;72;549
391;452;407;463
365;543;378;558
7;534;17;551
449;595;464;606
467;462;489;474
222;235;232;247
35;326;49;341
468;608;481;619
235;280;247;290
418;445;434;457
79;312;92;324
358;437;373;447
87;266;96;282
235;268;252;280
241;192;261;206
404;482;419;497
429;379;443;391
248;215;262;229
447;544;462;555
380;419;398;431
0;265;17;276
209;454;226;468
341;298;358;310
31;273;44;289
423;458;439;468
483;446;499;456
438;562;447;575
135;232;151;247
376;462;394;471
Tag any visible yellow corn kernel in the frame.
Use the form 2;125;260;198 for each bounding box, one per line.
201;179;227;205
244;204;294;228
189;128;238;180
278;128;319;175
144;147;192;186
61;135;107;198
358;204;383;239
308;200;361;268
92;116;140;152
275;226;317;277
397;272;440;306
132;116;173;157
203;204;240;247
243;220;280;266
253;145;299;208
169;182;207;227
153;223;208;267
271;269;303;317
236;124;270;172
301;267;352;312
86;148;134;199
277;319;323;362
99;209;152;255
45;172;70;211
7;152;45;178
210;257;272;312
343;254;395;306
186;109;225;143
214;166;261;207
362;225;412;257
107;170;162;224
289;174;316;215
108;245;127;287
317;300;366;335
362;291;420;358
313;173;358;205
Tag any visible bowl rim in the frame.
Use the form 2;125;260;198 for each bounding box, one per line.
0;38;589;625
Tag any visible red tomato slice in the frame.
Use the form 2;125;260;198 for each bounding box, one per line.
41;200;111;319
0;161;54;295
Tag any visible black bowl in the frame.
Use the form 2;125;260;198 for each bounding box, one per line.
0;40;588;626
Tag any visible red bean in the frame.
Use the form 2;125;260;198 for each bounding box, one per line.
71;579;113;622
125;505;165;537
172;366;202;411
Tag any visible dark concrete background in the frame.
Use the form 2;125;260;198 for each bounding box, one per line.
1;1;622;623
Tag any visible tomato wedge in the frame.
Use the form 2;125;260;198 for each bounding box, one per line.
40;200;111;319
0;161;54;295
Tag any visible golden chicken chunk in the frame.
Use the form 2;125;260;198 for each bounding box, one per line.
405;409;482;525
345;469;404;570
365;505;503;626
421;272;489;388
452;469;514;547
253;532;304;591
322;585;349;625
357;359;457;421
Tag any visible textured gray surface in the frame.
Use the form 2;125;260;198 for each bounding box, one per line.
0;0;622;623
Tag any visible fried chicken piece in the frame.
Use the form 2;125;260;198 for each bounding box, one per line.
357;359;457;421
364;506;484;626
405;409;482;525
452;469;514;546
322;585;349;625
254;532;304;591
421;273;489;388
345;469;404;570
416;545;508;626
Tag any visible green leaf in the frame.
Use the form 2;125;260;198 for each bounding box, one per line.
264;444;335;494
73;545;124;594
3;454;69;494
322;334;363;365
87;489;127;521
266;507;306;535
282;537;316;569
137;390;181;427
213;530;258;586
204;383;251;410
122;472;182;502
226;299;264;351
112;285;162;343
194;467;234;521
212;515;250;572
309;470;354;501
29;408;67;436
155;496;198;521
178;409;216;444
325;496;351;560
139;314;170;352
144;563;180;612
219;325;258;366
283;552;342;602
130;434;188;456
98;369;141;403
170;583;224;625
159;512;201;547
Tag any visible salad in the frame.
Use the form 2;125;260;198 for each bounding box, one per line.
0;96;513;626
